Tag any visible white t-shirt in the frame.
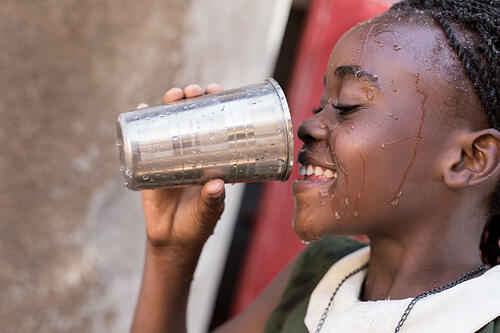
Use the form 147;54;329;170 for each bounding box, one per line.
304;246;500;333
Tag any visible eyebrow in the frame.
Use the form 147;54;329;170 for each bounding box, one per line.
334;65;379;86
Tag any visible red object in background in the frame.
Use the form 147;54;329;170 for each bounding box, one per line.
231;0;393;315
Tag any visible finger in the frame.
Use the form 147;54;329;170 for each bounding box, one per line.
206;83;223;94
195;179;225;228
136;103;149;109
184;84;204;98
163;87;184;104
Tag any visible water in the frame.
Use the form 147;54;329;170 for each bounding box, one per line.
390;73;427;205
125;168;132;177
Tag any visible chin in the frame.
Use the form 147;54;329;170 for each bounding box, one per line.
292;205;326;242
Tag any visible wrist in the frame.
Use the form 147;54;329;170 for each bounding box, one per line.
146;240;203;266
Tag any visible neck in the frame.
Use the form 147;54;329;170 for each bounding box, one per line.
361;210;486;301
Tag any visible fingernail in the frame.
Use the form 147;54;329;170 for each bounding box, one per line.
207;181;224;198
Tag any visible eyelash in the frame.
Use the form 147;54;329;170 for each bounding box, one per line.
333;104;359;116
311;104;360;116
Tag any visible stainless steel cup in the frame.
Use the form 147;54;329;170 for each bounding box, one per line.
116;78;293;190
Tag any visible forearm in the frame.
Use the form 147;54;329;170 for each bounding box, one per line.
131;242;202;333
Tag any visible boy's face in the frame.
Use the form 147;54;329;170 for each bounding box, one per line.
291;14;487;241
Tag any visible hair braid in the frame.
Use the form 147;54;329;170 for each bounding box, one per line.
390;0;500;266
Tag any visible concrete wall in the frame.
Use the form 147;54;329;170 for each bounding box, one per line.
0;1;290;332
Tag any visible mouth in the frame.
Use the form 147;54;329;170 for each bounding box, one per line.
298;164;338;182
294;149;339;192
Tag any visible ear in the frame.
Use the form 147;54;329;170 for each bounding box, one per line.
443;129;500;189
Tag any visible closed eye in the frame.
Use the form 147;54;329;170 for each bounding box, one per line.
332;104;360;116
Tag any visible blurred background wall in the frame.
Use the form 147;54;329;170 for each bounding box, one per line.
0;1;292;332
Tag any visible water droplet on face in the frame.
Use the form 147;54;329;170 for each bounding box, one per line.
393;44;401;51
301;240;310;245
344;198;350;206
142;175;149;180
319;123;326;129
388;114;399;120
349;124;356;130
353;210;359;217
390;198;399;206
366;92;374;101
320;201;326;206
374;40;385;47
319;188;329;197
334;211;341;220
381;143;386;150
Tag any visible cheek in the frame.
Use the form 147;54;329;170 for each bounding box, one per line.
328;119;402;218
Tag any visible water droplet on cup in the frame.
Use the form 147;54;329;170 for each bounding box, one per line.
335;211;341;220
125;168;132;177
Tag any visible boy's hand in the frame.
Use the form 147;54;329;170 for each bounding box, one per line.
139;83;226;254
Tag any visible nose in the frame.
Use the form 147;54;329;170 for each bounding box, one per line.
297;116;330;144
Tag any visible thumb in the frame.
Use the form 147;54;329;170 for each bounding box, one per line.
195;179;226;231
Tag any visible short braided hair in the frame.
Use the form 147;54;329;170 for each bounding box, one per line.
389;0;500;266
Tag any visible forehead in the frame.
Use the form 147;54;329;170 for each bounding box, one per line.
326;14;456;83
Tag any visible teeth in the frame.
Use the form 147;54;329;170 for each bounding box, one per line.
300;164;337;179
314;166;324;176
324;169;336;179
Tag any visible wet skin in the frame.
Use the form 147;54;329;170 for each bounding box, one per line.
291;14;496;300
